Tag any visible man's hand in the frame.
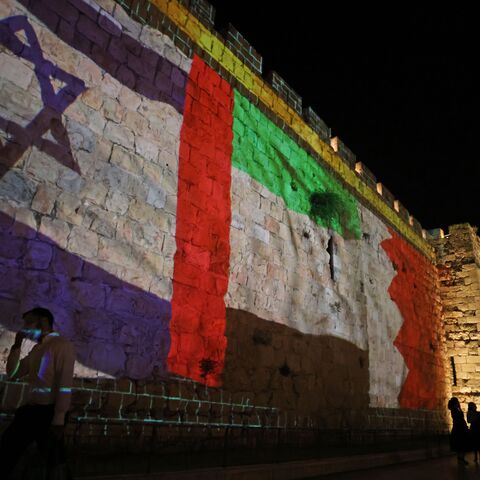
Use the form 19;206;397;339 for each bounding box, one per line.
13;330;25;349
50;425;65;440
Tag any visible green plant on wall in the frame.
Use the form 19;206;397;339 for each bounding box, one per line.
310;191;352;235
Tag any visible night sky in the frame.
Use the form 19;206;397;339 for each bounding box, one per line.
208;2;478;232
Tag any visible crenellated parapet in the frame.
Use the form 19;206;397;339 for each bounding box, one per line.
223;23;262;76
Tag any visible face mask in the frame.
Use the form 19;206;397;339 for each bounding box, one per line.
21;328;42;342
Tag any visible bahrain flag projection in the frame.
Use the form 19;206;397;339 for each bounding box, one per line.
0;0;445;407
381;228;446;410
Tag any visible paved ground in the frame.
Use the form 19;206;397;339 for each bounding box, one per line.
312;455;480;479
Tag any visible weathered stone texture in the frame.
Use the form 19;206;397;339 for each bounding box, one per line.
227;170;409;408
0;0;451;444
433;224;480;408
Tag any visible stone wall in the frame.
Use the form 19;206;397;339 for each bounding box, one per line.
0;0;450;446
0;0;192;380
432;224;480;408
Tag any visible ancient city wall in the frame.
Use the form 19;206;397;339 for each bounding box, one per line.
432;225;480;409
0;0;450;446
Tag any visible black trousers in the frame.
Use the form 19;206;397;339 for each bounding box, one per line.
0;404;65;478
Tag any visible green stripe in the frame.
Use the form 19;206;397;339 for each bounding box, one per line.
232;91;361;239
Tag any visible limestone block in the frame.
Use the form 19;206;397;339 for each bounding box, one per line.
156;212;174;239
39;217;71;249
132;222;162;249
25;149;60;184
66;101;107;136
55;191;85;226
162;257;174;278
102;98;125;123
99;72;122;98
101;164;145;198
66;119;97;153
98;237;138;269
31;184;58;215
81;87;104;111
111;145;144;176
162;43;183;68
123;110;149;133
142;252;165;277
22;240;53;270
135;137;159;163
0;52;34;90
68;225;99;258
146;185;166;209
72;54;101;86
104;121;135;150
13;208;37;239
57;169;86;194
252;224;270;244
161;235;177;259
84;206;117;239
231;213;245;231
156;131;178;158
118;85;142;111
159;166;178;196
128;199;156;223
115;217;135;244
0;79;42;120
106;190;130;215
142;163;164;188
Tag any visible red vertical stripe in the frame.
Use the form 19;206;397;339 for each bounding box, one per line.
381;228;446;409
168;56;234;386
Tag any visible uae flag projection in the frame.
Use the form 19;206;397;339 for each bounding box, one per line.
170;56;445;407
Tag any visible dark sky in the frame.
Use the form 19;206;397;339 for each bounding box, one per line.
208;2;479;231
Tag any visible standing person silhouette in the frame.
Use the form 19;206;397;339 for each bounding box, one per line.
448;397;470;465
0;307;76;479
467;402;480;463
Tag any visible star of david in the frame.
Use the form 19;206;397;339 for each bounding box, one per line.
0;15;86;178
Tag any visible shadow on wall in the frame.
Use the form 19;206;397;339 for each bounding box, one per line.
224;309;370;413
0;211;171;379
0;15;87;176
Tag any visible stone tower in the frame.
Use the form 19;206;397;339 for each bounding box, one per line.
432;224;480;406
